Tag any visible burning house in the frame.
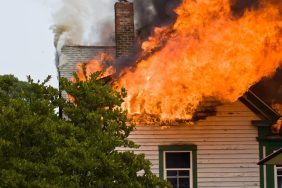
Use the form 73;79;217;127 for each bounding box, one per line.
55;0;282;187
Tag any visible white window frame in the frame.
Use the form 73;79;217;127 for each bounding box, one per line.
163;151;193;188
275;165;282;188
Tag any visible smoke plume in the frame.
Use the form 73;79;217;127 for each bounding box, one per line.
230;0;260;17
134;0;182;40
112;0;184;75
53;0;183;49
251;66;282;113
52;0;115;52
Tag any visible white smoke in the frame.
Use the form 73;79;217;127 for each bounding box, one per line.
52;0;116;51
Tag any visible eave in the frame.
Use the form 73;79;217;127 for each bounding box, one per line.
257;148;282;165
240;90;281;124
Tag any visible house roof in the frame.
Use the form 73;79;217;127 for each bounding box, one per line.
257;148;282;165
251;67;282;116
57;45;281;123
240;90;281;123
58;45;116;80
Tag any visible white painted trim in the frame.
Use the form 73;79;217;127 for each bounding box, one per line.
275;166;282;188
263;145;267;188
273;149;282;188
163;151;193;188
190;151;193;188
275;165;278;188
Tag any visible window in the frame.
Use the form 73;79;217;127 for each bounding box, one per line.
159;145;197;188
277;165;282;188
165;151;191;188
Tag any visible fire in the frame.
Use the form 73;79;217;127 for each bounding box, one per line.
69;52;114;103
74;52;114;81
273;103;282;116
75;0;282;122
272;118;282;135
116;0;282;120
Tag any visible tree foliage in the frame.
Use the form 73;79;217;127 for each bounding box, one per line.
0;74;169;188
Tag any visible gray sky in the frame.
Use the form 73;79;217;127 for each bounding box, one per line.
0;0;115;87
0;0;61;87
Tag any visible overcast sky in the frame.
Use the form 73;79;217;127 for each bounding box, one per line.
0;0;115;87
0;0;58;86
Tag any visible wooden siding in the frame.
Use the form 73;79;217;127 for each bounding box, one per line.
126;101;261;188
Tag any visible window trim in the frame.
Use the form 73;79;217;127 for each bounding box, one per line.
275;165;282;188
159;145;197;188
259;143;282;188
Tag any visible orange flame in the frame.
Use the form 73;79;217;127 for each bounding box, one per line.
272;117;282;135
272;103;282;116
74;0;282;122
117;0;282;120
74;52;114;81
69;52;114;102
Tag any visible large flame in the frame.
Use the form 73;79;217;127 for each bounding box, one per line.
75;0;282;121
74;52;114;81
116;0;282;120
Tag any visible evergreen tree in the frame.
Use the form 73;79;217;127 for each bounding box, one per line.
0;74;169;188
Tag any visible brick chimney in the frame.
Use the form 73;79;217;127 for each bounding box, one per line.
115;1;135;58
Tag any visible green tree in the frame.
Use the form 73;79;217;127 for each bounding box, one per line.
0;74;169;188
0;75;84;187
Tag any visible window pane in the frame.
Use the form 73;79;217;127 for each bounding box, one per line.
277;168;282;188
179;170;190;177
167;170;177;176
278;168;282;176
278;176;282;188
179;178;190;188
167;178;177;188
166;152;190;168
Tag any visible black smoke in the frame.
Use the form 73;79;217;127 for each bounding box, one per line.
230;0;260;18
134;0;182;40
134;0;260;39
251;66;282;106
112;0;182;76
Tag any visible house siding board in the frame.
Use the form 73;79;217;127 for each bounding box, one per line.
126;101;261;188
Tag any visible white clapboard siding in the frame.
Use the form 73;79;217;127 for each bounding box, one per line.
124;100;261;188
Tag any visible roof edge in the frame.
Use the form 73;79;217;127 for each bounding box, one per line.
257;148;282;165
63;45;116;48
240;90;281;122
